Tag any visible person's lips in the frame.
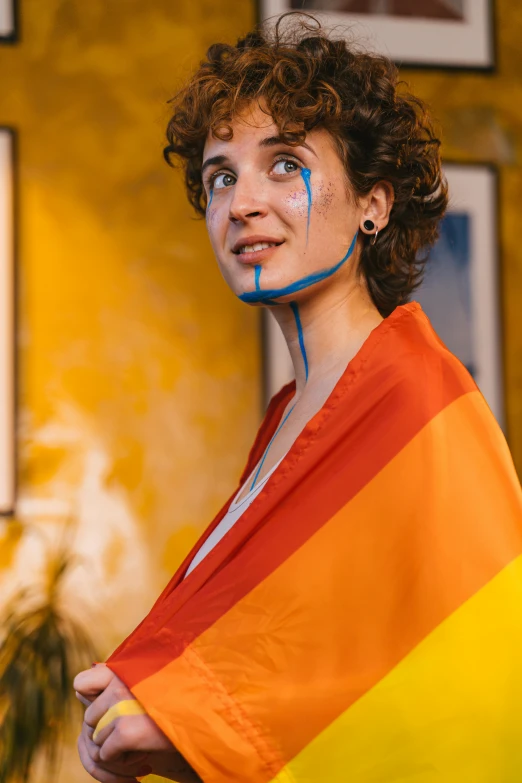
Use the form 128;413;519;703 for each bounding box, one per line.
236;244;283;264
232;235;284;252
232;236;285;264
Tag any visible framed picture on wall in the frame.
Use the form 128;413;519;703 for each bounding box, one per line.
258;0;495;70
0;0;17;42
262;163;504;427
0;128;15;515
415;163;503;426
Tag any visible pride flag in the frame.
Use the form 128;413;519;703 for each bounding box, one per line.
108;303;522;782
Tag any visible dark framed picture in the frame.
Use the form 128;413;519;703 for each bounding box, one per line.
0;128;15;515
262;163;504;426
415;163;503;426
0;0;17;43
258;0;495;70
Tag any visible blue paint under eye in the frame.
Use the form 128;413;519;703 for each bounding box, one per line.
207;188;213;211
239;229;358;304
300;168;312;244
290;301;309;381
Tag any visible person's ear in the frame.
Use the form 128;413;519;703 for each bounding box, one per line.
360;181;394;238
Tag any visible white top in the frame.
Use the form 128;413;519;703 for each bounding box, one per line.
184;456;284;578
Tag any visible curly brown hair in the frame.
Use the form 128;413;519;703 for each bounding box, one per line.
164;13;448;317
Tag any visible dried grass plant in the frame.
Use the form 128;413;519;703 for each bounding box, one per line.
0;530;98;783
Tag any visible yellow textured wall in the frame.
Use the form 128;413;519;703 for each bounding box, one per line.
404;0;522;472
1;0;521;780
0;1;256;780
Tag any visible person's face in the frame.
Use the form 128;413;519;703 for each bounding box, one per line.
202;103;364;306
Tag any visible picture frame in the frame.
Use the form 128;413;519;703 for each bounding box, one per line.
258;0;495;71
0;0;17;43
0;128;15;515
262;163;504;428
415;162;504;426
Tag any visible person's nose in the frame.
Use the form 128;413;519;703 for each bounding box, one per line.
228;173;269;224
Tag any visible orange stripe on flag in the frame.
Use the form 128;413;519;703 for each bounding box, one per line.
133;391;522;783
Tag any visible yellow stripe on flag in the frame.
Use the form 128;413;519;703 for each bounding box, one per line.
276;554;522;782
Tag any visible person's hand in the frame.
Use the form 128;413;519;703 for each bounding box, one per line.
145;751;203;782
78;719;201;783
74;663;115;707
78;719;152;782
76;665;152;781
75;665;200;781
82;670;174;761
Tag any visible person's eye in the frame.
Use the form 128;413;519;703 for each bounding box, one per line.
272;157;301;176
210;172;236;190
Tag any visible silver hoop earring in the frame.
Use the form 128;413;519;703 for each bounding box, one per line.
371;227;379;246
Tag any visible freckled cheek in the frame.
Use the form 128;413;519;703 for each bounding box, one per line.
314;182;336;214
283;190;309;221
205;206;219;232
206;211;240;280
282;182;338;229
204;212;225;264
206;208;231;257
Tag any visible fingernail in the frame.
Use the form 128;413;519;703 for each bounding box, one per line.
138;767;152;777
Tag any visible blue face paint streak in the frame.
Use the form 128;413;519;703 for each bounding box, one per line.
246;180;320;487
300;168;312;244
207;188;213;211
290;301;308;381
239;229;358;304
249;403;295;491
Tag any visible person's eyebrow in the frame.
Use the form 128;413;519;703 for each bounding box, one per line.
259;135;318;157
201;136;317;177
201;154;229;177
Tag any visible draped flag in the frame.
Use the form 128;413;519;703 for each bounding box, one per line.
108;302;522;782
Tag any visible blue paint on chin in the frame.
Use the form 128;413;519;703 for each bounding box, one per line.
290;301;309;381
300;168;312;244
254;265;261;291
239;229;358;304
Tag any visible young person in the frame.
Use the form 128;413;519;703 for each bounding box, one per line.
75;14;522;783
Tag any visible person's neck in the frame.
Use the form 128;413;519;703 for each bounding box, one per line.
270;280;383;399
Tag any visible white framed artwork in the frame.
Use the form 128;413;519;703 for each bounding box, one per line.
0;128;15;515
258;0;495;70
262;163;504;427
0;0;16;41
415;163;503;427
